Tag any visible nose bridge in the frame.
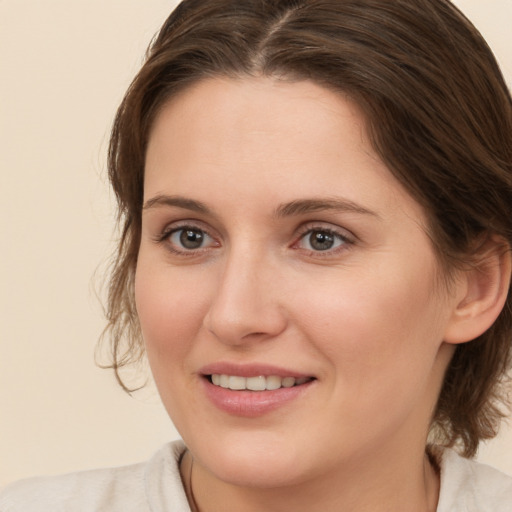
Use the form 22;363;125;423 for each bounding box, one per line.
203;241;286;344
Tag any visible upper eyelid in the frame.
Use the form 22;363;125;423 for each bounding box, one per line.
170;227;216;243
295;221;355;240
153;218;356;246
159;219;216;235
152;220;218;248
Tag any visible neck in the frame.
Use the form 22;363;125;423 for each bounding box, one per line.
180;444;440;512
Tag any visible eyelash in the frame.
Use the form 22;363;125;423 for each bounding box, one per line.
155;223;218;256
292;224;354;257
154;222;354;257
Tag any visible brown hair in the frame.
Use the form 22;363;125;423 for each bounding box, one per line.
103;0;512;457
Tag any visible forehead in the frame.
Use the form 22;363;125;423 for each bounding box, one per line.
148;77;369;155
144;77;426;226
146;78;365;181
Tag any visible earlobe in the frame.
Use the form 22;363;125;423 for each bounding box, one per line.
443;236;511;345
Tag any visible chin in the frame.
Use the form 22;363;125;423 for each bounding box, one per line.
188;430;312;488
209;455;308;489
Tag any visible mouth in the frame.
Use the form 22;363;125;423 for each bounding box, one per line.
207;374;314;391
200;367;316;416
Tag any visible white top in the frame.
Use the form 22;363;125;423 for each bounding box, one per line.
1;440;511;511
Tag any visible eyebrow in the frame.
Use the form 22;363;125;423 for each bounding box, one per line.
275;198;379;218
143;194;379;219
143;195;212;214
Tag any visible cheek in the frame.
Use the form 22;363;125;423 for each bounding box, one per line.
134;260;210;364
297;262;447;393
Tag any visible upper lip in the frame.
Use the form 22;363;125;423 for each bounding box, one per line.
199;362;314;379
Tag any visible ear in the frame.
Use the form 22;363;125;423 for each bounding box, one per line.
443;236;511;345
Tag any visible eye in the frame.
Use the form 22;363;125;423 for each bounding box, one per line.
165;226;217;251
296;228;350;252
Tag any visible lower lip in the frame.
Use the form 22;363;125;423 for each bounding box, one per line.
202;378;314;417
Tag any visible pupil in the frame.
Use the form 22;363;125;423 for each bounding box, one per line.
180;229;204;249
310;231;334;251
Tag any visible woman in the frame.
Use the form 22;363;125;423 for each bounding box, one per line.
2;0;511;510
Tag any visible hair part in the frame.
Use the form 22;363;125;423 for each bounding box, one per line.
102;0;512;457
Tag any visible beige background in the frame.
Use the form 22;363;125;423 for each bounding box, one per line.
1;0;511;487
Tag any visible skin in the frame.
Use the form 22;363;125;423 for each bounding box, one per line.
135;77;470;512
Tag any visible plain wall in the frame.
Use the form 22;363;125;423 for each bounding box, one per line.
1;0;511;487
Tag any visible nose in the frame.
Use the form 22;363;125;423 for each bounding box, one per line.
203;249;288;346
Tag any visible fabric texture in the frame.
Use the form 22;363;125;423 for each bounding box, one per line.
0;441;190;512
1;440;511;511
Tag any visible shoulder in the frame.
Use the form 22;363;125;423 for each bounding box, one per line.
0;440;190;512
0;463;146;512
437;448;512;512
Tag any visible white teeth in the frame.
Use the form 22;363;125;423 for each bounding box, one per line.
266;375;282;390
246;376;266;391
282;377;296;388
210;374;311;391
228;376;246;390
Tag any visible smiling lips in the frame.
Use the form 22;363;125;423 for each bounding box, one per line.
210;374;312;391
202;370;315;417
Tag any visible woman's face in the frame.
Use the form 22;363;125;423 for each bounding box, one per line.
136;78;460;486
